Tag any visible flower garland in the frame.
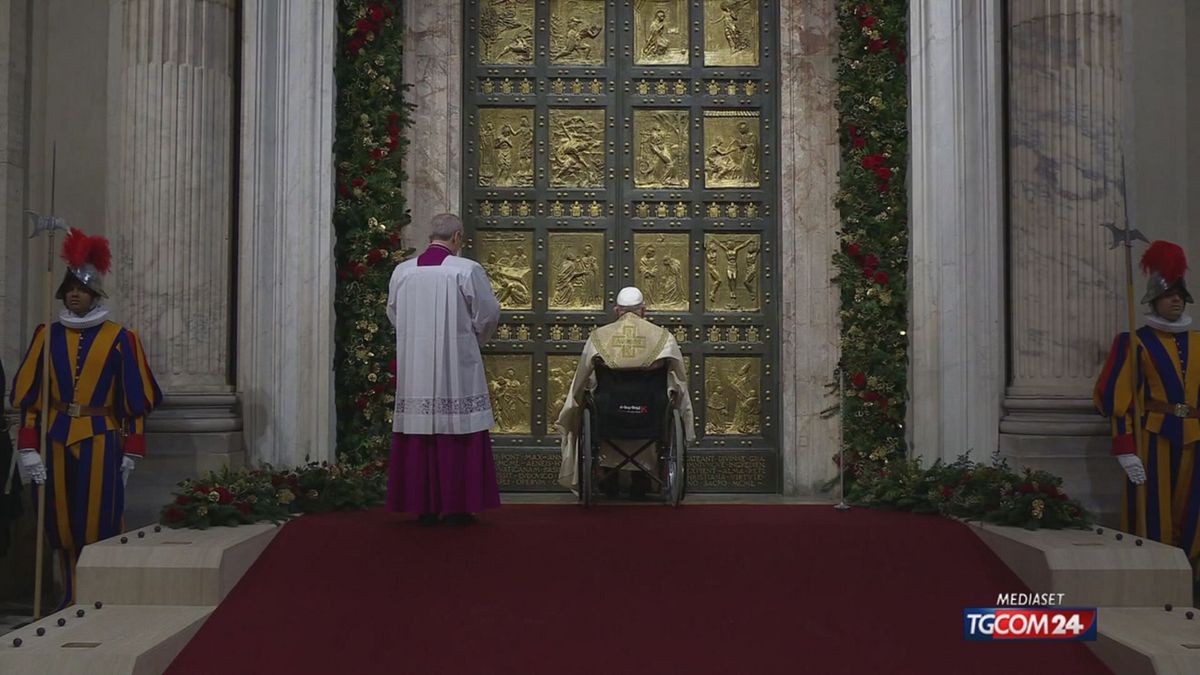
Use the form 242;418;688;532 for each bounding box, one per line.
333;0;414;462
160;462;388;529
833;1;909;480
851;455;1091;530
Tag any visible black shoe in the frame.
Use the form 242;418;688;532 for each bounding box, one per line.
629;473;651;500
443;513;477;527
417;513;439;527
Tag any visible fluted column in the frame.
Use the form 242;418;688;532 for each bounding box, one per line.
108;0;235;390
1005;0;1123;400
1000;0;1126;522
238;0;336;467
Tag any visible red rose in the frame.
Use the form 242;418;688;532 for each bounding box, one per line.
165;508;184;523
852;137;867;149
356;19;376;34
368;5;387;23
236;502;252;515
855;5;870;18
863;391;881;402
367;249;385;264
356;398;369;410
352;263;367;278
216;488;233;505
941;486;954;498
347;39;364;56
336;183;350;197
869;39;887;53
370;148;385;161
351;177;365;188
874;270;889;285
873;166;892;181
388;232;402;247
385;136;398;149
876;181;890;193
860;16;878;28
337;268;350;281
847;124;859;138
1018;483;1035;494
175;495;189;506
861;154;886;170
851;372;867;389
846;243;862;258
862;267;875;280
863;254;880;268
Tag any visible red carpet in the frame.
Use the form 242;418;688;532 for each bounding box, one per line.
167;506;1112;675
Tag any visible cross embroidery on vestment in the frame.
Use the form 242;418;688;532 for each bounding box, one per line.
609;324;646;358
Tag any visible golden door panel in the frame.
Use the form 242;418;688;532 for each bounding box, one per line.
550;0;606;65
546;355;579;433
704;233;761;312
485;354;533;435
548;232;605;310
632;109;689;189
703;0;759;66
704;356;761;436
549;108;606;189
703;111;761;189
477;231;533;311
478;108;535;188
633;0;688;65
478;0;535;64
633;232;689;311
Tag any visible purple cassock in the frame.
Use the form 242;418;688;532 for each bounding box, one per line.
384;243;503;516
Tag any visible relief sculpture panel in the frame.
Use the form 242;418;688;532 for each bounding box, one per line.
477;231;533;310
704;233;761;312
546;355;578;433
633;232;689;311
548;232;605;310
478;108;535;188
633;109;689;189
550;0;606;65
704;356;761;436
478;0;535;64
703;111;760;188
633;0;688;65
703;0;759;66
485;355;533;435
550;108;606;188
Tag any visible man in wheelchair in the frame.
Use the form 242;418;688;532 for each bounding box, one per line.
555;287;695;501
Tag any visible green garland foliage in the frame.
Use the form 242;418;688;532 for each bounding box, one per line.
833;1;909;477
333;0;415;461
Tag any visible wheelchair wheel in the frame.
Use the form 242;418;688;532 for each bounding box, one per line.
579;411;593;507
665;408;686;507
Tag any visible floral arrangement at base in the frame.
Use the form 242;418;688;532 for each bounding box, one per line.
160;461;387;529
845;454;1091;530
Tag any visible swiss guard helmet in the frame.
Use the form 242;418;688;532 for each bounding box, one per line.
55;228;112;299
1139;240;1192;305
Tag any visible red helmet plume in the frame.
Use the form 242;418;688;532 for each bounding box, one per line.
1139;240;1187;284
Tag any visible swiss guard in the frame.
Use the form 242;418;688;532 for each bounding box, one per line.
1094;241;1200;576
10;228;162;609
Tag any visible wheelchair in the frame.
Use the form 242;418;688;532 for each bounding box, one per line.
577;361;687;507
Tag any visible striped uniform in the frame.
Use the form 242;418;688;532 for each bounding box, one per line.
1094;326;1200;575
10;320;161;608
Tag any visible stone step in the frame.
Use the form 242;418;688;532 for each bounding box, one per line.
967;521;1193;608
1090;607;1200;675
0;605;212;675
76;522;281;607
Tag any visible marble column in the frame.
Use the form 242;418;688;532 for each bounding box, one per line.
0;0;30;374
777;0;843;494
106;0;241;526
908;1;1006;465
999;0;1124;522
402;0;462;246
238;0;336;467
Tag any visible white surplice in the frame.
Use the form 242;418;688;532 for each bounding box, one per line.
555;313;695;489
386;253;501;434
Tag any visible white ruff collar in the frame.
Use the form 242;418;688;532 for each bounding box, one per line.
1144;312;1193;334
59;306;110;330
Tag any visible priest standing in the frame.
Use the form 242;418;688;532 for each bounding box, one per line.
385;213;502;526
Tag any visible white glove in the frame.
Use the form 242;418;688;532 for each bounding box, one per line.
17;450;46;485
121;455;136;487
1117;454;1146;485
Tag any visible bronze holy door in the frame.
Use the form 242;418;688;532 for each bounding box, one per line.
463;0;779;491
